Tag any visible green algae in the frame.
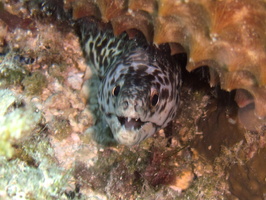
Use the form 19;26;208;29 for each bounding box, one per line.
0;53;47;96
48;64;66;82
0;54;28;87
0;90;42;158
0;89;75;199
49;117;72;140
22;71;47;96
0;89;17;116
0;138;72;200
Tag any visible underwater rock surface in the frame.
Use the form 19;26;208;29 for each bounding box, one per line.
0;1;265;199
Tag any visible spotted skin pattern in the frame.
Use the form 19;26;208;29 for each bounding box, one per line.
79;18;181;146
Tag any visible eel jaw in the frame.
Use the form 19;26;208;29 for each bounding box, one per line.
105;113;157;146
117;116;145;130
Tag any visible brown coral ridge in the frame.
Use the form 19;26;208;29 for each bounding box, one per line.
64;0;266;120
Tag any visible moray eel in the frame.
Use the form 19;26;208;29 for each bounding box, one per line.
78;18;181;146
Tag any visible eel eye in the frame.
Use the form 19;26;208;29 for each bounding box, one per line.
150;90;159;107
112;85;120;96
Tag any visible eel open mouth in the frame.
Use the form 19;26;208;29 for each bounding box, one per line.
118;116;145;130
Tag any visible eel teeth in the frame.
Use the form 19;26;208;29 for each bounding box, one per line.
118;116;144;129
